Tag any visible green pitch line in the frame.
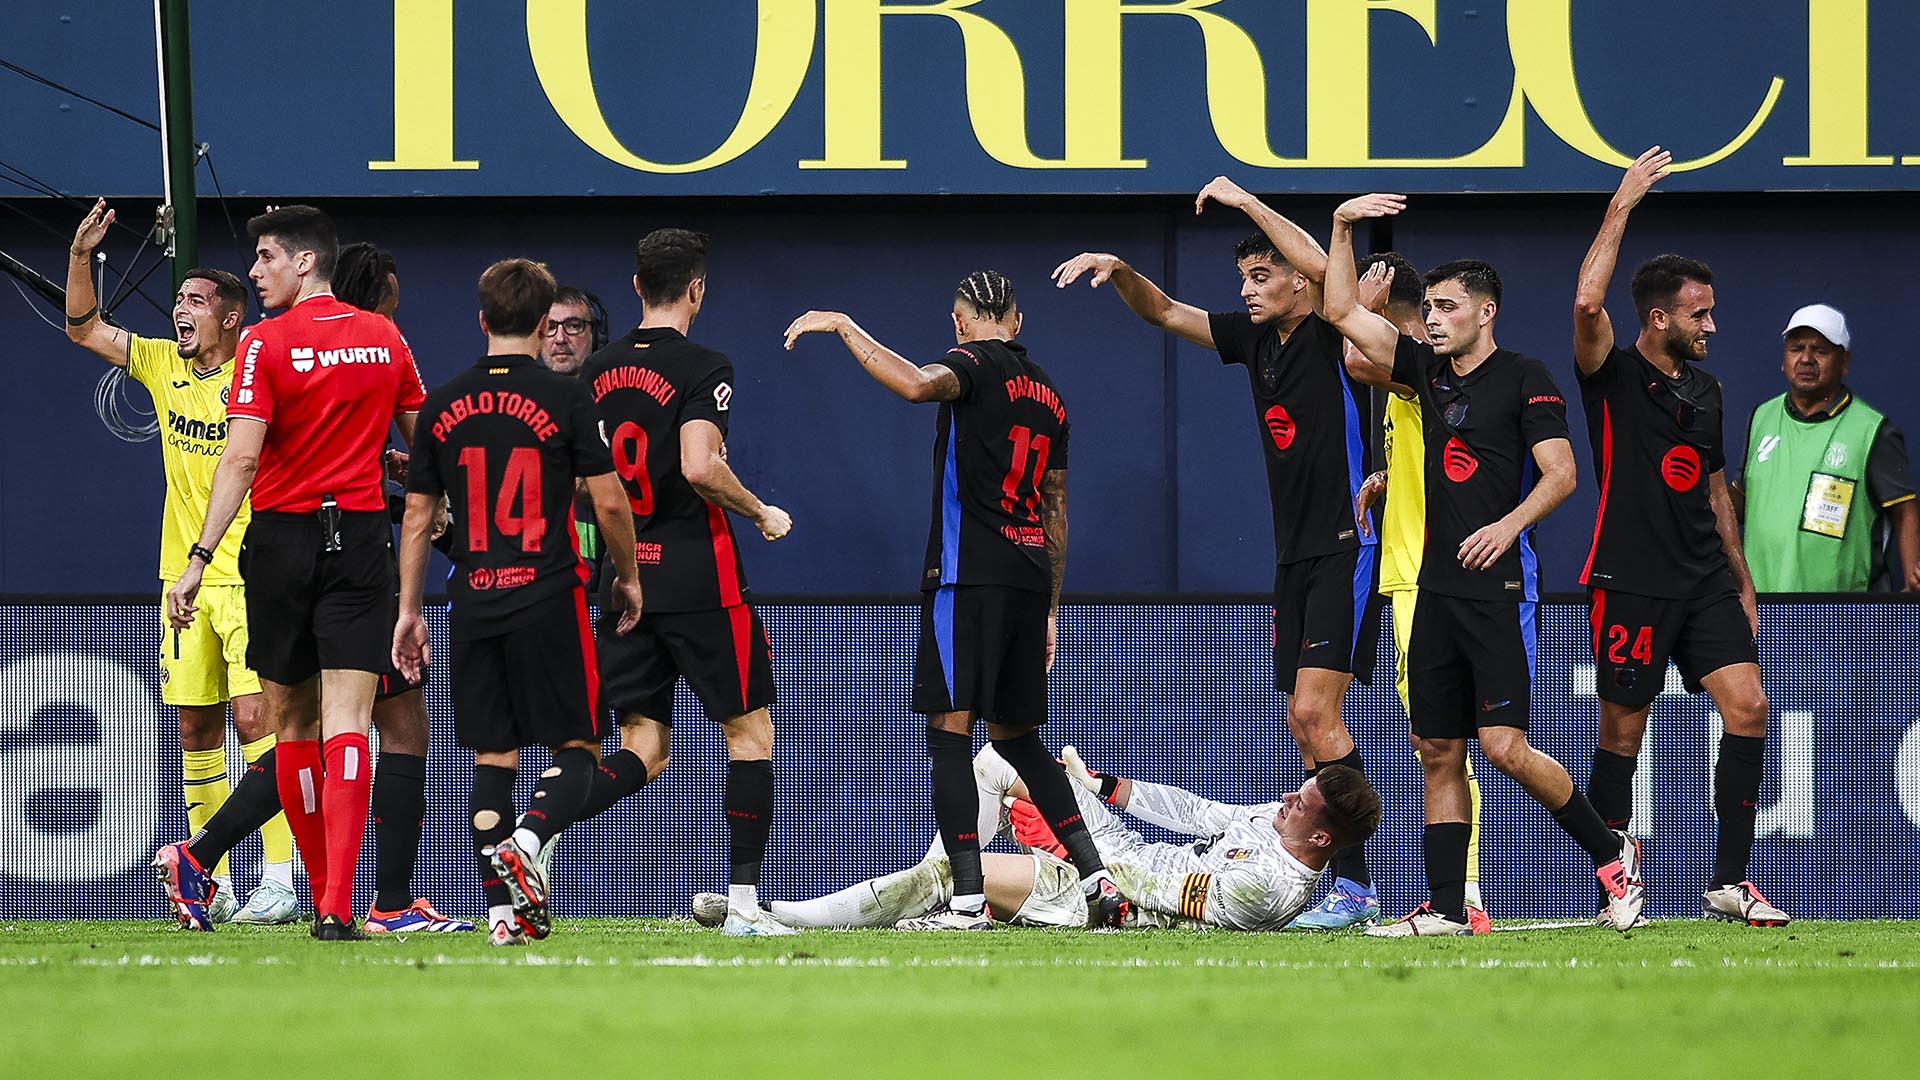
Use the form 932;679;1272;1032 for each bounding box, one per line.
2;920;1916;1078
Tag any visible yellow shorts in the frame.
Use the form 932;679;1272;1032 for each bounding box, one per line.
1387;587;1417;718
159;583;262;706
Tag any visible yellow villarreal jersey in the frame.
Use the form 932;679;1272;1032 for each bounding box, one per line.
1380;391;1425;591
127;335;250;584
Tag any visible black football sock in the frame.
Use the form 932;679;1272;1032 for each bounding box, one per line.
725;759;775;888
1319;749;1372;888
372;751;427;913
187;747;281;870
1587;748;1638;832
927;727;985;906
992;730;1108;880
1550;788;1622;868
519;748;594;848
574;749;651;823
1712;733;1766;889
1423;822;1472;922
472;764;515;911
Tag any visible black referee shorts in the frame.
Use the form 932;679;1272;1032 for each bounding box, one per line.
1589;586;1757;710
1407;593;1536;740
912;584;1048;729
599;603;776;726
239;511;396;685
1272;547;1384;694
450;589;601;753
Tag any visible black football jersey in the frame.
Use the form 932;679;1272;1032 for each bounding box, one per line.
1208;311;1374;564
1391;339;1570;602
921;339;1070;594
579;327;747;613
409;354;613;638
1578;345;1731;598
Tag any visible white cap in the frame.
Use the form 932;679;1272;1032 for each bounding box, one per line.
1782;303;1850;350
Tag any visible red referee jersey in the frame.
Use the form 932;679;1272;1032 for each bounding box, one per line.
228;294;427;512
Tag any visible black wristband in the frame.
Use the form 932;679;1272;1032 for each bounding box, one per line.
188;544;216;565
1097;773;1121;803
66;305;98;327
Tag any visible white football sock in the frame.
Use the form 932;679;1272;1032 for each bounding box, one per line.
262;861;294;890
770;860;950;928
729;884;759;915
511;827;542;861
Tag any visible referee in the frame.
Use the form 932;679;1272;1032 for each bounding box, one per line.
167;205;427;941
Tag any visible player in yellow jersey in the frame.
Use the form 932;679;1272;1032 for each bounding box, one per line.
1350;253;1489;918
65;200;299;925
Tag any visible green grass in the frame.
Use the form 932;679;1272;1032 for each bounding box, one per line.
3;920;1917;1078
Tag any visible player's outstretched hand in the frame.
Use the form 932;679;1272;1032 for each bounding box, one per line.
1358;261;1395;315
72;198;113;256
1059;745;1102;794
1457;518;1521;571
1050;252;1121;289
1611;146;1672;214
782;310;845;350
756;503;792;541
609;576;644;635
1334;193;1407;224
1355;470;1388;540
164;562;203;629
1194;175;1253;215
392;609;430;682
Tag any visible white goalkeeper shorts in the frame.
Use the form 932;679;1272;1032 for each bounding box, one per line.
1010;851;1086;928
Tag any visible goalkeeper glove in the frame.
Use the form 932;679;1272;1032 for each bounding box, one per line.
1005;797;1069;859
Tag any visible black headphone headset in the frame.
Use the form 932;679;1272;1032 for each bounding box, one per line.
580;288;610;352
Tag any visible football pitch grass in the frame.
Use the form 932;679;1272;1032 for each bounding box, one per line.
4;919;1916;1078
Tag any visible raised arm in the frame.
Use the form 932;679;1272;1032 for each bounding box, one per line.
1050;253;1214;348
1195;175;1329;290
1458;437;1577;571
1574;147;1671;376
681;419;791;541
64;199;130;366
1708;470;1760;633
1322;195;1407;376
783;310;963;403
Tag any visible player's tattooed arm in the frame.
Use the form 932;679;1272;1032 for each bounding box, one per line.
1708;470;1760;634
63;199;129;366
1051;253;1214;349
681;419;791;541
1575;146;1671;378
783;311;961;403
1040;467;1068;671
1323;195;1405;377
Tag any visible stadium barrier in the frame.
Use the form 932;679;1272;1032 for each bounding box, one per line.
3;598;1916;922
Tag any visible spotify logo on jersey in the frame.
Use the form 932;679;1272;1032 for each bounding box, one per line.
1263;405;1296;451
1662;445;1702;491
1442;437;1479;482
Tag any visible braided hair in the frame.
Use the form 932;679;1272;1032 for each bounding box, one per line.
955;269;1016;321
333;241;398;314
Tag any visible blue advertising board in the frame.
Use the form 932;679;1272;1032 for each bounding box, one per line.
3;598;1915;923
6;1;1920;196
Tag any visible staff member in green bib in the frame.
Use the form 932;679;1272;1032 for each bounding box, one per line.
1738;304;1919;592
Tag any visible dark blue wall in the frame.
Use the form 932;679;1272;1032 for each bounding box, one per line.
3;193;1914;595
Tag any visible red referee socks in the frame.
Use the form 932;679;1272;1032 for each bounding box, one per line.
274;739;328;908
320;732;374;921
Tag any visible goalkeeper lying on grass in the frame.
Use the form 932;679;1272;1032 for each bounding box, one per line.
694;747;1381;931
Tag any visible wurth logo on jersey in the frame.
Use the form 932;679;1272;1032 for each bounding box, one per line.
316;345;393;368
290;347;315;373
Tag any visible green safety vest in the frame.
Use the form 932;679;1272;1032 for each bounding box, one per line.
1741;391;1885;591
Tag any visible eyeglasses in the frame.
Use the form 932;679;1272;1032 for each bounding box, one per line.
1644;379;1702;430
544;318;593;337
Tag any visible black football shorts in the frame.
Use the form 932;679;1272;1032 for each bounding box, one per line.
449;588;600;753
1407;593;1537;740
598;603;776;726
912;584;1049;728
240;511;396;685
1272;547;1383;694
1588;586;1758;709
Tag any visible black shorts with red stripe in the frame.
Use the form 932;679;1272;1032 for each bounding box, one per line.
1588;584;1756;710
598;603;775;726
449;588;601;753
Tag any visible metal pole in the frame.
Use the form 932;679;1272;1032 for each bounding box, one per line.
155;0;198;287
